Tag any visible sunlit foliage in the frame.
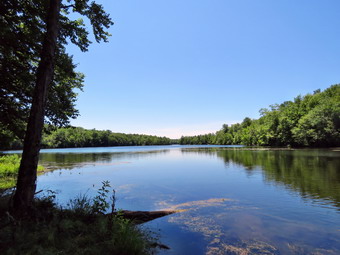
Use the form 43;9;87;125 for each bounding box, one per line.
180;84;340;147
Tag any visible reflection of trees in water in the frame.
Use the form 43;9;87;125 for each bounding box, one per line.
222;149;340;208
182;148;340;208
39;150;170;170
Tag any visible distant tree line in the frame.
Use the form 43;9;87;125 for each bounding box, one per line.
1;84;338;150
42;127;172;148
0;127;172;149
180;84;340;147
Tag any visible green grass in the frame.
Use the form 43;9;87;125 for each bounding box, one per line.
0;154;44;189
0;178;16;190
0;210;153;254
0;154;21;176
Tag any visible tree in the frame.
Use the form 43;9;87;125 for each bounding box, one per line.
13;0;61;211
2;0;113;212
241;117;252;128
293;99;340;146
0;1;83;141
179;85;340;147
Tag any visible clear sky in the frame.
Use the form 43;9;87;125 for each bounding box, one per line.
68;0;340;139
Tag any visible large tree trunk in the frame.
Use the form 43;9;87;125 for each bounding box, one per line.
13;0;61;213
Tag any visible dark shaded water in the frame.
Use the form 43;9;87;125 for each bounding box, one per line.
10;145;340;254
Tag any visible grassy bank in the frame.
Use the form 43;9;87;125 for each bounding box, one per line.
0;182;156;254
0;154;44;190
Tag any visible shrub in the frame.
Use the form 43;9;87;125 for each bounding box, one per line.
0;181;156;254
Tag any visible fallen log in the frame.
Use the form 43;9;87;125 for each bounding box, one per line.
111;210;177;250
114;210;177;224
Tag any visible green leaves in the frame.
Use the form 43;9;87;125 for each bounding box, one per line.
0;0;113;142
292;100;340;146
60;0;113;49
41;126;172;148
180;84;340;147
92;180;112;214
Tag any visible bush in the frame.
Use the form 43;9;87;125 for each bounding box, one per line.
0;154;44;190
0;182;156;254
0;154;21;177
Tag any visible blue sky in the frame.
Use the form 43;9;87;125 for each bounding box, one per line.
68;0;340;138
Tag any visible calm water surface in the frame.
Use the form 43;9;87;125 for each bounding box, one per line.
17;146;340;254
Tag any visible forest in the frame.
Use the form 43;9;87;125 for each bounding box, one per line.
42;127;172;148
2;84;339;150
0;127;172;150
180;84;340;147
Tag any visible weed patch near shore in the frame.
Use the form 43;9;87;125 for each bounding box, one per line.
0;182;156;254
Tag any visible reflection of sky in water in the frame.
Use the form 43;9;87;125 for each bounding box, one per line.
35;146;340;254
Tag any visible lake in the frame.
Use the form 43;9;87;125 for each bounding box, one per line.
9;145;340;254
